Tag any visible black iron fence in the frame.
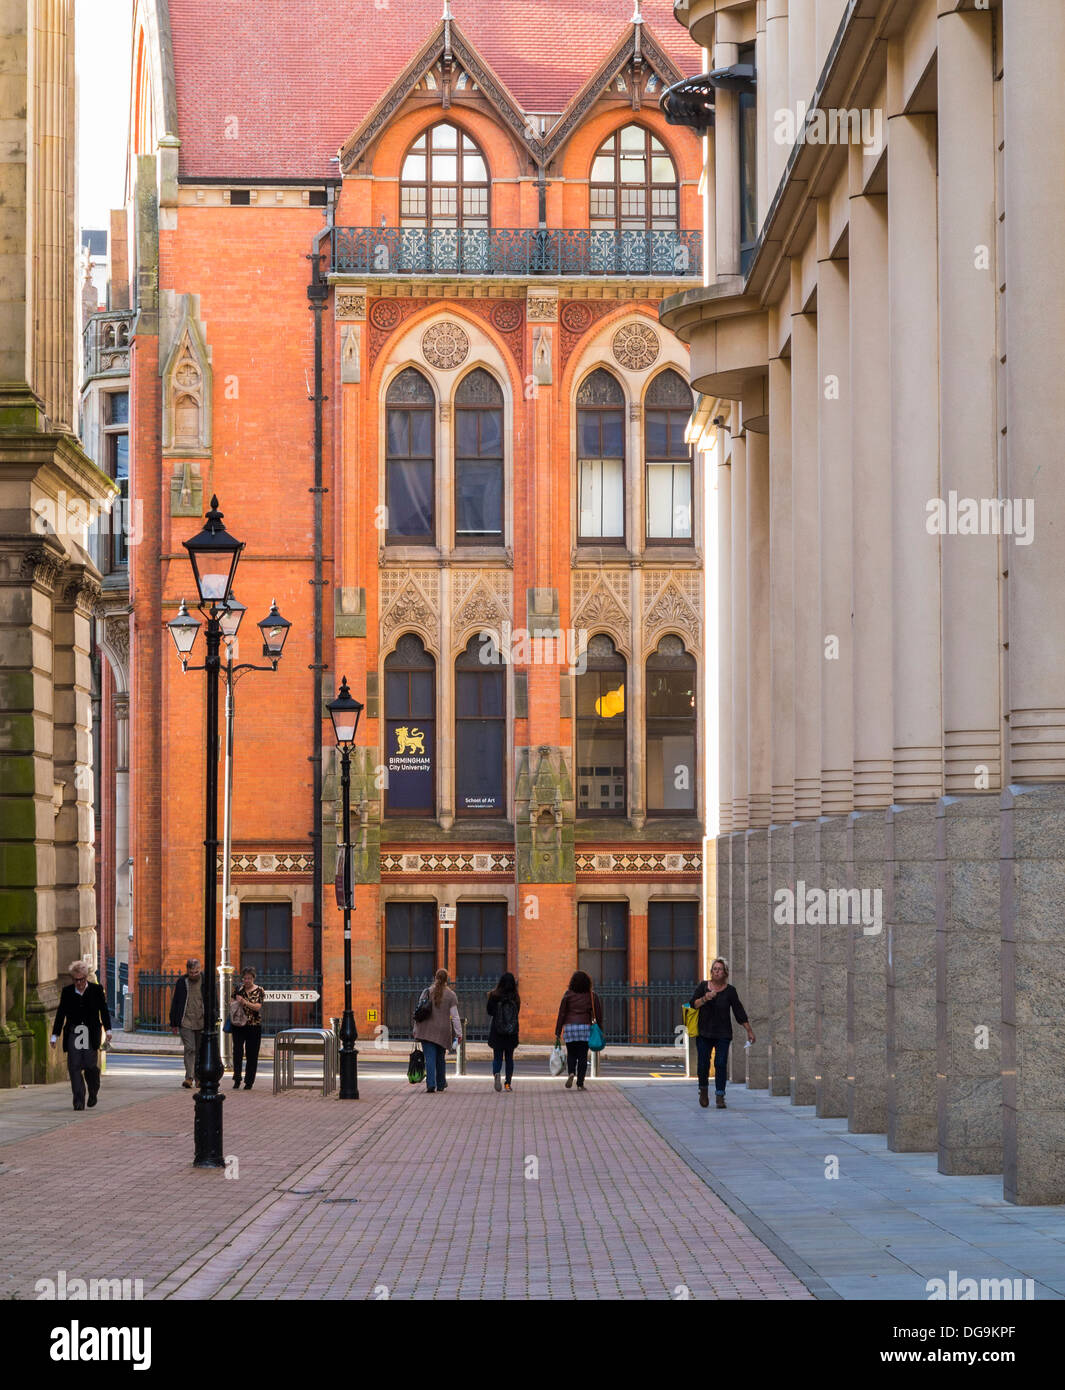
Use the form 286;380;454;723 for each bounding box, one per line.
331;227;702;278
381;977;695;1046
105;958;128;1020
135;970;323;1037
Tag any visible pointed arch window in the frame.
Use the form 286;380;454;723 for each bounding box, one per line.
455;634;506;815
455;368;504;545
576;635;627;816
645;369;694;542
646;635;697;814
577;369;625;543
386;368;435;544
590;124;679;230
400;122;489;230
385;635;436;816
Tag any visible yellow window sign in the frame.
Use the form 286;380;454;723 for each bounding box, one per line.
367;1008;379;1023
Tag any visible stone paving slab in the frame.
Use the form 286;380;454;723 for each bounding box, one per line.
0;1073;811;1302
622;1081;1065;1300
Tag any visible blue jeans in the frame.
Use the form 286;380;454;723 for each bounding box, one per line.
696;1036;731;1094
424;1042;447;1091
492;1043;515;1083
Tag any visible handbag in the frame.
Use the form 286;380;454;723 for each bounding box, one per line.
588;1019;605;1052
548;1043;565;1076
683;1005;700;1037
407;1047;426;1085
229;995;248;1027
413;988;432;1024
222;1017;232;1034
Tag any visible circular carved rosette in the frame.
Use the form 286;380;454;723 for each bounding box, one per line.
560;301;593;334
612;322;660;371
490;301;523;333
421;321;470;370
369;299;402;331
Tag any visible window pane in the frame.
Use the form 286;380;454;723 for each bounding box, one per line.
645;411;668;457
620;157;645;183
646;463;675;537
600;458;623;536
669;417;689;456
600;410;624;457
671;465;692;537
109;391;129;425
386;410;409;455
400;188;426;218
479;670;504;717
434;123;458;148
408;409;433;456
456;410;479;456
648;669;696;716
385;672;407;717
410;670;434;718
113;434;129;481
578;411;600;457
590;189;615;220
591;156;614;181
388;458;434;537
432;154;457;181
651;156;675;183
479;408;502;454
456;671;480;717
464;155;487;182
402;154;426;180
647;733;696;810
456;459;503;536
620;125;645;151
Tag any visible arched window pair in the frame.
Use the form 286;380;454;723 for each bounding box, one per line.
577;367;694;545
398;121;679;233
576;634;697;816
385;366;504;546
384;633;504;817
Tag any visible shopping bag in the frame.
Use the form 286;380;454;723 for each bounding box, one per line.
683;1005;699;1037
407;1047;426;1085
588;1020;605;1052
548;1043;565;1076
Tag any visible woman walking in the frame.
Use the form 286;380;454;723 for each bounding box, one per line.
554;971;602;1091
690;958;754;1109
231;966;265;1090
413;968;462;1094
486;972;520;1092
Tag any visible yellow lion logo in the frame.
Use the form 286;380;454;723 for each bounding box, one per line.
394;726;426;755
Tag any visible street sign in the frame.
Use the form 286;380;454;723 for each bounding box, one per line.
366;1008;378;1023
439;905;456;925
263;990;320;1003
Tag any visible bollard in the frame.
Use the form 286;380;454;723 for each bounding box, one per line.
456;1018;468;1077
590;1047;599;1079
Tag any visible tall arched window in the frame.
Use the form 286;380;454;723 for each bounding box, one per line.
400;121;489;229
384;634;435;816
646;635;697;814
577;369;625;543
455;634;505;815
455;368;504;545
576;634;627;816
590;124;679;230
645;369;694;542
386;368;435;544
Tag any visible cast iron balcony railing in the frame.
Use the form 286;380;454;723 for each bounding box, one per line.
330;227;702;278
84;310;133;380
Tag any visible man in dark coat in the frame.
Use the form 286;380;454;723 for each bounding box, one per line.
169;958;205;1089
51;960;112;1110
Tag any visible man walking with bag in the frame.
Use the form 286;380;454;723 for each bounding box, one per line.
50;961;112;1110
169;958;205;1089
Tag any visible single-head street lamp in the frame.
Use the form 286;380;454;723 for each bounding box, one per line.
183;494;244;607
168;599;201;668
219;594;246;640
328;675;364;1099
258;599;292;664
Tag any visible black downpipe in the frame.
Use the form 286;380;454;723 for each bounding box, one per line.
307;199;335;1027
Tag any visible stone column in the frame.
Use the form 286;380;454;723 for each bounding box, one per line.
788;0;815;113
718;453;733;838
765;1;790;202
816;814;849;1117
767;354;794;1097
936;795;1001;1174
113;693;130;984
790;272;820;819
888;105;941;803
848;809;887;1131
938;8;1001;795
713;26;741;278
790;817;818;1105
815;0;847;67
745;427;770;1087
755;8;768;230
1000;0;1065;1205
886;802;938;1152
730;432;749;832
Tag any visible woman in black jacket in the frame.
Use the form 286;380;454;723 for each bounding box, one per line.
486;972;520;1092
690;958;754;1109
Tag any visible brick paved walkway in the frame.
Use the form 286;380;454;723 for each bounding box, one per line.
0;1075;811;1301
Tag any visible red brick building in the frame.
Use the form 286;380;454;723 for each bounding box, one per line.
123;0;708;1042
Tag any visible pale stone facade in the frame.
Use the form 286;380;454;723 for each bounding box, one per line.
663;0;1065;1202
0;0;116;1085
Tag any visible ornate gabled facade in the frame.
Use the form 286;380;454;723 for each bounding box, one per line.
124;0;709;1041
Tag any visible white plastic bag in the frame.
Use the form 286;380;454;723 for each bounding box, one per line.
548;1043;565;1076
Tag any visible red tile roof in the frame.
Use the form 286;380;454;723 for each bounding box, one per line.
166;0;701;180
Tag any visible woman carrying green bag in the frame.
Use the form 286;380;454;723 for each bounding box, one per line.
553;971;603;1091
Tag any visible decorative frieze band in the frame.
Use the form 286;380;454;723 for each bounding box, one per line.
217;851;315;875
381;850;516;875
576;850;702;875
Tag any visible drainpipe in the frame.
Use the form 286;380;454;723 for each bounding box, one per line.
307;192;335;1026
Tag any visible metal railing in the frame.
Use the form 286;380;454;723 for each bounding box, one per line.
105;958;128;1020
83;310;133;380
331;227;702;278
383;976;499;1042
135;969;323;1036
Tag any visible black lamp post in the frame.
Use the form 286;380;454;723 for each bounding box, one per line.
328;676;364;1100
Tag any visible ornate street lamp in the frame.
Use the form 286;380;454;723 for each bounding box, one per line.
258;599;292;664
328;676;364;1100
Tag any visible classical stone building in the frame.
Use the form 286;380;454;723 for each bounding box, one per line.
125;0;709;1042
662;0;1065;1202
0;0;116;1086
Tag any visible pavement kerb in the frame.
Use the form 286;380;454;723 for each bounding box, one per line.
619;1082;839;1301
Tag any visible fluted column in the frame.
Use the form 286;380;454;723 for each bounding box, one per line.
1000;0;1065;1206
765;1;790;201
790;267;820;819
787;0;815;114
888;105;942;802
714;22;741;278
